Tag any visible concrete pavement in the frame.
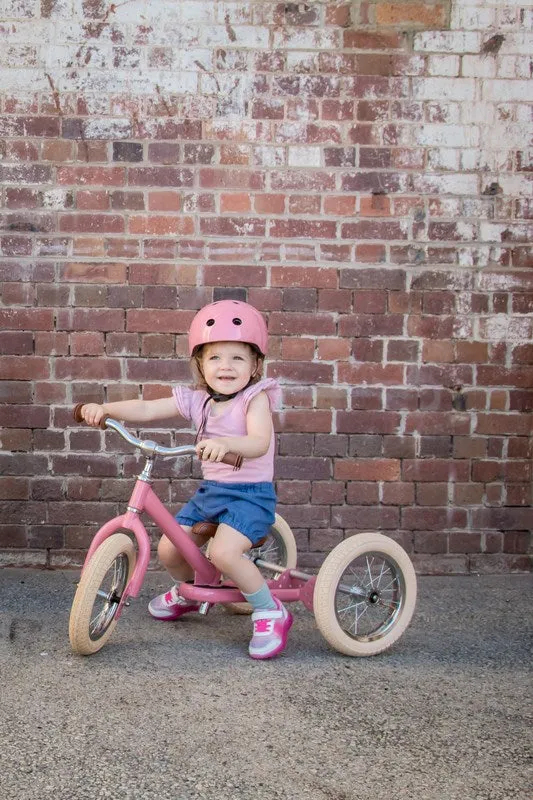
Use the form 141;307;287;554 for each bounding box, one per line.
0;570;531;800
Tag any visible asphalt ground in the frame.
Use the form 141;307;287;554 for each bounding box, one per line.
0;569;531;800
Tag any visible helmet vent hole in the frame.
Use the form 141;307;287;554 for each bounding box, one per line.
206;318;215;327
232;317;242;326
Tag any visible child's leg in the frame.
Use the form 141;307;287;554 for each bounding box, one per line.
208;524;292;659
149;527;209;620
207;523;267;594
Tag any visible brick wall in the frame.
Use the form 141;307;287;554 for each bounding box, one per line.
0;1;531;573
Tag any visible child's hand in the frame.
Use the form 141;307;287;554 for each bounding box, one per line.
196;438;230;462
80;403;105;427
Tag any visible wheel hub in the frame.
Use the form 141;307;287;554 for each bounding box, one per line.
368;591;380;605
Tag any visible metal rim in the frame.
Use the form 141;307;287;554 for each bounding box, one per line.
89;553;130;642
334;551;405;642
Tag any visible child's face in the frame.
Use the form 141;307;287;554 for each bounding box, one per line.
200;341;257;396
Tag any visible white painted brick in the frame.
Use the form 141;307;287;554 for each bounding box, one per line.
462;55;496;78
0;19;48;44
0;66;46;90
83;119;133;140
461;150;512;171
288;146;321;168
108;0;164;23
0;0;39;18
416;124;480;148
286;51;320;73
412;173;479;196
253;147;286;167
457;247;490;269
479;315;533;343
517;105;533;123
461;102;495;124
199;25;268;48
413;78;476;102
428;197;462;217
497;56;532;80
272;28;340;50
428;55;460;76
477;271;533;293
498;32;533;56
480;222;532;242
481;122;531;150
42;188;70;209
496;176;533;198
427;148;460;170
148;69;198;94
176;49;213;71
427;102;461;124
497;6;519;28
451;6;496;30
213;0;254;25
414;31;481;54
483;80;532;102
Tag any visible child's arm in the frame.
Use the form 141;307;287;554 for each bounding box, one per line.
197;392;272;462
80;396;180;428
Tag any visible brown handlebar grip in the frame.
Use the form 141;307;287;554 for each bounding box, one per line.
221;452;243;470
73;404;109;430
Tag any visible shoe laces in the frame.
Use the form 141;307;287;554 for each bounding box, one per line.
254;618;274;634
164;586;184;606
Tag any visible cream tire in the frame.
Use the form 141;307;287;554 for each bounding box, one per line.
69;533;136;655
223;513;298;614
313;533;417;657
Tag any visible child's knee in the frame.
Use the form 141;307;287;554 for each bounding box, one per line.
158;535;183;568
208;540;235;571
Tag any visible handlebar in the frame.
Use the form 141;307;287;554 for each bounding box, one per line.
73;404;243;470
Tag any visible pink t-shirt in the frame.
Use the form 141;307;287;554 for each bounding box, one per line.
172;378;280;483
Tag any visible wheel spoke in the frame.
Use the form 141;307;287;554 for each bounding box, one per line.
90;604;110;635
334;550;404;642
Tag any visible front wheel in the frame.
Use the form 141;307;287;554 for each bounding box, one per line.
313;533;417;657
223;514;298;614
69;533;136;655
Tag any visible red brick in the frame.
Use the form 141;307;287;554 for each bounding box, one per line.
316;387;349;409
203;265;266;287
270;219;336;239
129;215;194;235
147;191;181;211
376;3;447;27
403;459;470;482
334;459;400;481
127;309;194;334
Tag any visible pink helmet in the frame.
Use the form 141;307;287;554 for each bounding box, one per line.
188;300;268;356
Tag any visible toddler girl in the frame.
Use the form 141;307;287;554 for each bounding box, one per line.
79;300;292;660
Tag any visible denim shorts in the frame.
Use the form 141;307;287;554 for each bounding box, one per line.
176;481;277;545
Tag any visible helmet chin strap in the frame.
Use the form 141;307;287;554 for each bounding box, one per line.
207;387;240;403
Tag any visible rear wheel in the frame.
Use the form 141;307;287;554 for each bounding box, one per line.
224;514;298;614
313;533;417;657
69;533;136;655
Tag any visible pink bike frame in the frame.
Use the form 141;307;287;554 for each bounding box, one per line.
83;474;316;611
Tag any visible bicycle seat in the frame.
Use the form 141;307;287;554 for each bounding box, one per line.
191;521;267;548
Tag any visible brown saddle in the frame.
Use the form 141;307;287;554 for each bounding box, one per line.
191;521;267;549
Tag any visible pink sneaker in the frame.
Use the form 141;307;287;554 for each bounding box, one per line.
148;585;199;621
249;597;293;660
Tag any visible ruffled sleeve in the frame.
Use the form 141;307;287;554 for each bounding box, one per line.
242;378;281;414
172;385;194;421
